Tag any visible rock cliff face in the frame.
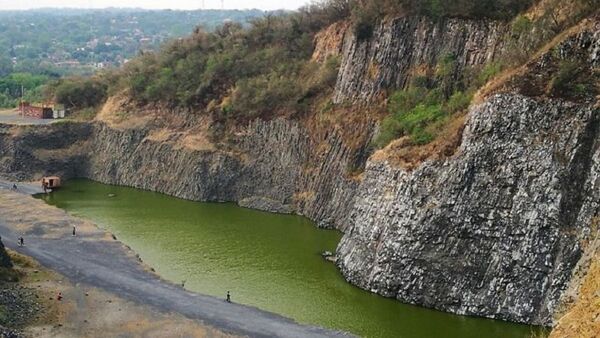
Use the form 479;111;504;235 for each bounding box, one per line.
0;14;598;328
0;123;91;181
337;94;599;325
333;16;507;103
87;119;373;230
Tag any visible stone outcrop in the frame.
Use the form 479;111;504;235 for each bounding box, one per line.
87;118;373;231
333;16;507;103
312;21;349;63
337;94;599;325
0;123;91;181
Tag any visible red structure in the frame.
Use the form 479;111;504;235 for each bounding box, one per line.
19;102;54;119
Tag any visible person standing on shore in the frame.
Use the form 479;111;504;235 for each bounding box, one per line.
18;237;24;246
226;291;231;303
72;226;76;236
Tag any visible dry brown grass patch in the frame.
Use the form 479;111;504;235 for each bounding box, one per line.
550;255;600;338
372;112;466;171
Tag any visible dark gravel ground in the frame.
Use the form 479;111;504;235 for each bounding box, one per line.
0;283;42;338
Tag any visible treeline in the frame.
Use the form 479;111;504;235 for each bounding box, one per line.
0;9;266;74
0;73;54;108
48;0;541;116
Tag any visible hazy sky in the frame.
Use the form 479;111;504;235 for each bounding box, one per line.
0;0;310;10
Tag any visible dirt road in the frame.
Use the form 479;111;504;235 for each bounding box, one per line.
0;183;350;338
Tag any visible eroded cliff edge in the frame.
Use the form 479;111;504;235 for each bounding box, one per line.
0;12;598;329
338;94;599;325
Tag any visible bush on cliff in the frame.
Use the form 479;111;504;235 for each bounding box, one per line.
50;76;108;110
374;87;472;148
549;60;594;100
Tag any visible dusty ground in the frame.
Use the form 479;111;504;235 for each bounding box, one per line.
0;110;57;126
0;182;349;338
6;250;232;338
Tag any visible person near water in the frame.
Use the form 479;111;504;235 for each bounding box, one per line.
72;226;76;236
12;184;17;191
18;237;24;247
226;291;231;303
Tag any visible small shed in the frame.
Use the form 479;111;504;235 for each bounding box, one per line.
42;176;61;189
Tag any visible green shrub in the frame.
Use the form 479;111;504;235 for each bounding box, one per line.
475;62;503;87
549;60;586;97
374;70;477;149
352;4;379;40
374;115;403;148
511;15;533;37
446;91;473;114
52;77;107;109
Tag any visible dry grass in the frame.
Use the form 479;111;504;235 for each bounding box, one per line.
549;255;600;338
371;112;466;170
311;21;349;63
474;14;595;104
96;93;154;130
33;140;90;161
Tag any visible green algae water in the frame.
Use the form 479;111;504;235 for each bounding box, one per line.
39;179;545;338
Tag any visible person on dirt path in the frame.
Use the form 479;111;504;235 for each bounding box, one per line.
72;226;76;236
226;291;231;303
18;237;24;247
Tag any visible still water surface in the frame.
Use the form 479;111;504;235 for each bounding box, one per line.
39;179;545;338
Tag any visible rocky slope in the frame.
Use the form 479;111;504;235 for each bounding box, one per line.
0;239;11;268
332;16;507;103
0;12;598;329
338;94;599;325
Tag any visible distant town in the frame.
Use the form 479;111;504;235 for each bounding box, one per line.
0;8;267;109
0;9;266;75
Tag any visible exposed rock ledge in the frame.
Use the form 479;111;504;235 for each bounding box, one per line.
338;94;599;326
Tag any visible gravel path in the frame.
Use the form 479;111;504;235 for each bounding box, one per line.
0;110;57;126
0;183;351;338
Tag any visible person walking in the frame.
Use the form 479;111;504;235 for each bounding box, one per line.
18;237;24;247
226;291;231;303
72;226;76;236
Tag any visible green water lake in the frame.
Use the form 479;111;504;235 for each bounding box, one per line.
38;179;545;338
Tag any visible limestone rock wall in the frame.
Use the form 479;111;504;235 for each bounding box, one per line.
337;94;600;325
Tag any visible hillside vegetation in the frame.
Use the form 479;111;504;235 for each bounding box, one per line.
0;9;265;109
47;0;599;149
